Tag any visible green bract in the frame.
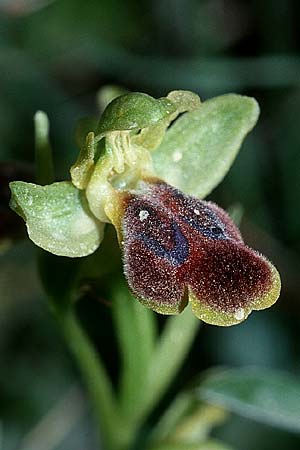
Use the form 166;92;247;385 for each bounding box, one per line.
9;181;104;257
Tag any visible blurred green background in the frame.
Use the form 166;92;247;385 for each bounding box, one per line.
1;1;300;449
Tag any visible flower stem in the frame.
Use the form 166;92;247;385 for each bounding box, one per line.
112;284;157;418
112;284;199;441
55;307;127;450
137;306;199;424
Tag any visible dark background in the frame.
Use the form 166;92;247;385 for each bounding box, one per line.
1;1;300;449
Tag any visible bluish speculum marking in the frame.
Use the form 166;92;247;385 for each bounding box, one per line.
137;221;189;266
183;206;227;240
161;184;227;240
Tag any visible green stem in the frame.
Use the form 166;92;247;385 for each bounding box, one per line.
137;307;199;425
110;286;199;449
55;307;127;450
112;284;157;419
113;291;199;445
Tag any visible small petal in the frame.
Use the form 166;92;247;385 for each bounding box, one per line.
121;180;281;326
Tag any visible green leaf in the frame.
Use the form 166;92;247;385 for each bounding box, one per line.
151;392;195;443
96;92;176;136
198;368;300;433
149;440;233;450
9;181;104;257
152;94;259;199
152;393;227;445
171;404;228;444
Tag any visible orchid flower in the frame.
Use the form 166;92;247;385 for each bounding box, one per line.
9;90;281;326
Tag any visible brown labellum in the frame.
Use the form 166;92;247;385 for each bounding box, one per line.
121;180;281;326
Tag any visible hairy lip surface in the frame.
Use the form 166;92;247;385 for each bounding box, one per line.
121;181;280;325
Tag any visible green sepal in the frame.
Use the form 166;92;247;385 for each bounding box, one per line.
153;94;259;199
96;92;176;137
9;181;104;257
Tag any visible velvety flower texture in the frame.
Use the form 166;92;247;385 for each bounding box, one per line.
121;179;281;326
